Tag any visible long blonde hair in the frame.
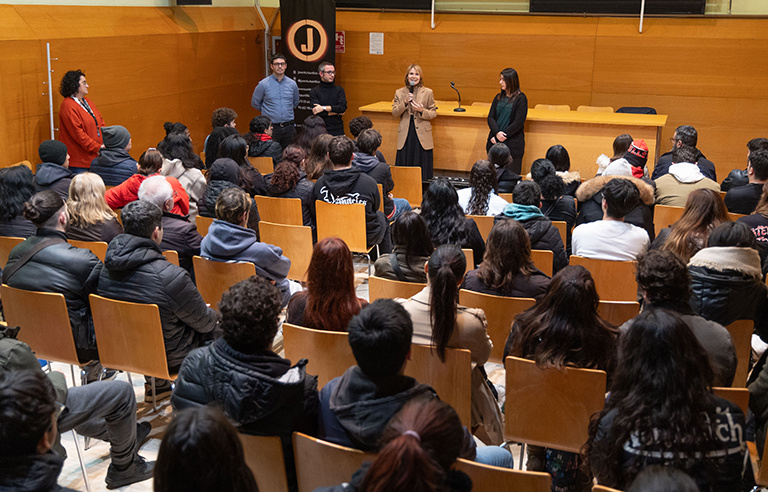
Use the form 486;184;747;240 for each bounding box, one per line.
67;173;117;227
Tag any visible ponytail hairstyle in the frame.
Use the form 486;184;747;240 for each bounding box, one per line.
138;149;163;175
23;190;65;228
427;244;466;362
359;398;465;492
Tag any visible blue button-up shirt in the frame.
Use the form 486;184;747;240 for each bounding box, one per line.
251;74;300;124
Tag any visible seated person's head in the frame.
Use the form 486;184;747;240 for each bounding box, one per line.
602;178;640;219
749;150;768;182
707;221;757;249
219;276;282;353
22;190;66;230
328;136;355;168
138;175;173;212
348;116;373;139
121;200;162;241
546;144;570;172
38;140;69;168
208;159;240;184
671;145;698;165
636;250;691;305
215;187;250;226
102;125;132;152
348;299;413;379
357;129;382;157
138;148;163;176
211;107;237;129
0;370;58;457
511;181;541;207
747;138;768;157
249;116;272;135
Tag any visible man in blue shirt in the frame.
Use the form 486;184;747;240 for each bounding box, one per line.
251;53;300;150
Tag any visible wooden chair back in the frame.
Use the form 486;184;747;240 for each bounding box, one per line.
577;105;614;113
0;236;24;268
592;486;624;492
569;256;637;302
534;104;570;111
498;193;514;202
195;215;214;236
240;434;290;492
293;432;374;492
259;221;312;282
368;276;425;301
712;387;749;415
377;183;384;213
405;344;472;427
654;204;684;236
12;160;33;171
192;256;256;309
725;319;753;388
248;156;274;175
1;285;80;366
389;165;423;206
459;289;535;364
462;248;474;274
597;301;640;327
531;249;553;276
254;196;303;226
505;356;607;453
282;323;355;389
455;459;551;492
552;220;567;246
315;201;370;254
68;239;108;262
88;294;174;380
728;212;747;221
468;215;495;241
162;250;180;266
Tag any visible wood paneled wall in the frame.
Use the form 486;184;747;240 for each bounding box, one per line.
0;5;265;167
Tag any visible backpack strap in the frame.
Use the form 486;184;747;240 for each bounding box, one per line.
2;237;66;284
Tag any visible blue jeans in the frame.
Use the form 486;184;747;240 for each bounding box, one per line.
475;445;515;468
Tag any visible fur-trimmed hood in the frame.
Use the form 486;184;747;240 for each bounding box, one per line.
524;170;581;184
575;175;655;205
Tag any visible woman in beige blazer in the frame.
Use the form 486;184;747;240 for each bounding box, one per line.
392;64;437;180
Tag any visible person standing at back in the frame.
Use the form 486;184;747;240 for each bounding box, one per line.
252;54;300;150
309;61;347;136
58;70;105;173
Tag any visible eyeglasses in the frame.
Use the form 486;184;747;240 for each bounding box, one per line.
272;62;287;67
322;70;335;74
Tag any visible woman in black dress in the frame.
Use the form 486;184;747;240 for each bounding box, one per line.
487;67;528;174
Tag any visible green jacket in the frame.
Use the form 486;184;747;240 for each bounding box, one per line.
0;325;68;403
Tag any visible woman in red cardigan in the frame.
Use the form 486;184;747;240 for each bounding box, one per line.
59;69;106;172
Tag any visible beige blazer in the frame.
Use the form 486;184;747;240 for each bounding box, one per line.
392;86;437;150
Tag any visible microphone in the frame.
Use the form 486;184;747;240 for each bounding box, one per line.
409;80;415;94
450;81;466;112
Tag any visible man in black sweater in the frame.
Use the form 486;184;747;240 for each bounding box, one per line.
309;61;347;136
724;149;768;215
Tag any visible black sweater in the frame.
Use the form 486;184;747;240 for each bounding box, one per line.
309;81;347;136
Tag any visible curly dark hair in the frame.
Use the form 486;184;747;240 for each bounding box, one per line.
219;276;282;353
281;144;306;169
268;161;300;195
59;69;85;98
467;160;497;215
348;116;373;138
530;158;565;200
211;107;237;128
0;370;57;456
421;178;474;249
635;250;690;305
0;165;34;223
294;115;328;155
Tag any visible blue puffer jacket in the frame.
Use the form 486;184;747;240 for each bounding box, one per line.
90;148;137;186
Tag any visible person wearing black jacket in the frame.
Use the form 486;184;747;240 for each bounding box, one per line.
34;140;73;200
244;115;282;166
486;67;528;174
90;125;138;186
309;62;347;136
651;125;717;181
724;149;768;215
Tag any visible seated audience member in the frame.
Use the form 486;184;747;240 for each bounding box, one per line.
498;181;568;273
573;177;650;261
200;187;294;306
204;107;238;168
198;158;261;235
353;129;411;221
725;149;768;215
655;145;720;207
294;115;328;155
373;211;433;282
505;265;617;489
171;276;317;492
652;125;717;181
396;244;502;445
421;177;484;267
157;121;193;154
316;399;474;492
138;176;201;278
596;133;633;176
626;466;700;492
154;406;258;492
722;137;768;192
458;160;508;216
463;219;550;300
4;191;103;367
34;140;73;199
303;133;334;180
67;173;124;243
287;237;367;331
90;125;137;186
487;143;521;193
625;250;736;386
688;221;768;335
0;330;154;489
546;144;581;196
105;148;189;216
219;134;267;196
266;145;313;228
530;158;576;253
97;200;218;401
244;115;283;166
738;181;768;273
585;309;745;491
0;165;36;238
349;115;386;163
159;133;206;218
312;135;391;253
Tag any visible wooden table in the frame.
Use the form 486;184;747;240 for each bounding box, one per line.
360;101;668;177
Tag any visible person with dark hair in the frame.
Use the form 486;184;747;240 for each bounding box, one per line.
66;172;124;243
573;177;651;260
373;211;433;282
97;200;218;402
655;145;721;207
596;133;633;176
530;158;577;253
458;160;508;216
154;406;259;492
312;135;391;253
393;64;437;180
487;142;521;193
89;125;138;186
652;125;717;181
545;144;581;196
497;180;568;273
310;61;347;136
722;137;768;191
198;158;261;234
0;165;36;238
585;309;746;491
58;69;105;172
739;181;768;273
34;140;73;200
265;144;313;228
293;115;329;155
304;133;334;180
421;177;485;267
162;121;189;139
724;149;768;215
486;67;527;174
204;125;239;168
171;276;317;492
349;115;387;164
244;115;283;165
219;134;267;196
211;107;238;129
252;54;300;149
626;466;700;492
287;237;368;331
159;132;206;218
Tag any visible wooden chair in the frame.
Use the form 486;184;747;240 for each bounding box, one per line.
577;105;614;113
162;250;180;266
720;190;727;201
377;183;384;213
293;432;374;492
569;256;637;302
88;294;176;410
459;289;536;363
368;276;425;301
455;459;551;492
462;248;474;274
498;193;514;202
531;249;553;276
725;319;753;388
505;356;607;467
728;212;747;221
597;301;640;326
712;386;749;415
592;486;624;492
282;323;355;389
315;201;375;274
552;220;567;246
248;155;274;175
240;434;290;492
654;204;684;236
534;104;570;111
12;160;33;171
68;239;108;262
468;214;495;241
192;256;256;309
0;235;24;268
390;165;423;206
259;221;312;282
253;196;303;226
195;215;214;236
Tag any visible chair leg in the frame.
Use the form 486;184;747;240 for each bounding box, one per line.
69;365;77;387
366;253;372;277
151;376;158;412
125;371;133;386
71;430;92;492
519;442;527;470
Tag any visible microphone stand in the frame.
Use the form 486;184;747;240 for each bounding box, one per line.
450;82;466;112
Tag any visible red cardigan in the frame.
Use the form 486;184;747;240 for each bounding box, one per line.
58;97;106;169
105;174;190;216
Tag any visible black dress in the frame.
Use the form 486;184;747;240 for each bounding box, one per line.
396;116;433;181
